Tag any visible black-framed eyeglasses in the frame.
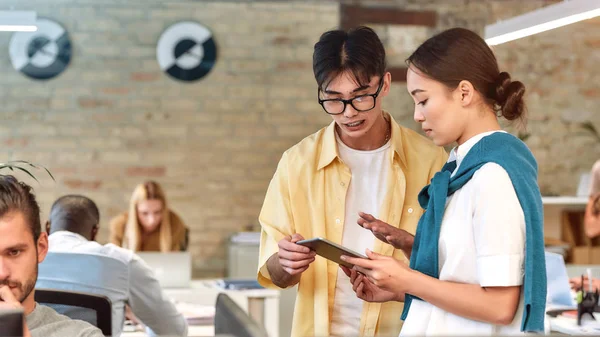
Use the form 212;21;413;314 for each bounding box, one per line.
318;79;384;115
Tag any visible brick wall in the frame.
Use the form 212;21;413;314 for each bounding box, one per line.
0;0;596;276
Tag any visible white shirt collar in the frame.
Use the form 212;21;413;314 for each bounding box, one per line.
49;230;88;242
450;130;507;168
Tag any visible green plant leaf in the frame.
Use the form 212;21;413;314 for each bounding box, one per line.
0;160;55;182
581;121;600;142
518;132;531;142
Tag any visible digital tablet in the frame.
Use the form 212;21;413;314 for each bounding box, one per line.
296;237;367;268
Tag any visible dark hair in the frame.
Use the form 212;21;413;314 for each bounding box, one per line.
49;195;99;236
406;27;526;121
0;175;41;242
313;26;386;91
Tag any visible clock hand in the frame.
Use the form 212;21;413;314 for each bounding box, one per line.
183;49;202;58
35;46;56;58
37;49;56;57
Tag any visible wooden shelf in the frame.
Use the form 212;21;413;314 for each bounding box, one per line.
542;196;588;206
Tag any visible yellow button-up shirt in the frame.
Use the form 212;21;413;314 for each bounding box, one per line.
257;113;448;337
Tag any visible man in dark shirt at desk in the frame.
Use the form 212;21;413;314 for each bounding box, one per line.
41;194;188;337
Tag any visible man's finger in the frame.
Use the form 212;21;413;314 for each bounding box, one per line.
356;282;366;299
365;249;384;260
279;257;314;269
340;265;351;278
283;266;308;276
0;286;17;303
341;254;374;269
279;239;311;254
352;273;364;292
354;273;364;291
353;265;372;277
357;218;374;230
278;248;315;261
359;212;376;222
370;225;391;236
290;233;305;243
350;268;358;284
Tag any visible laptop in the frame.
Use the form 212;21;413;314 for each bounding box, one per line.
545;251;576;308
137;252;191;288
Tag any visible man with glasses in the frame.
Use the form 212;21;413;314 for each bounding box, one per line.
257;26;447;337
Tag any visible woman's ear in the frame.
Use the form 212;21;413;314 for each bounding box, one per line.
457;80;475;106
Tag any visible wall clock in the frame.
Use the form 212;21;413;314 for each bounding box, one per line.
9;18;72;80
156;21;217;82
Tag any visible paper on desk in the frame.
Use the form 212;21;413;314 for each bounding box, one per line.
550;315;600;335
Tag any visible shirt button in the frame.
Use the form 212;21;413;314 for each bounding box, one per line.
408;208;414;214
340;182;345;187
335;218;341;224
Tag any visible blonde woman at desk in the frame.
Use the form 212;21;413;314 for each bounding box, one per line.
341;27;547;335
109;181;188;252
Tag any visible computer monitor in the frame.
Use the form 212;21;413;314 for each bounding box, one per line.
214;293;268;337
136;252;191;288
0;308;24;337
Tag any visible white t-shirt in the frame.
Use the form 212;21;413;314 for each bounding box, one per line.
330;133;391;337
400;131;527;336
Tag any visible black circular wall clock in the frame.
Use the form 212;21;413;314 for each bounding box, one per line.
156;21;217;82
9;18;72;80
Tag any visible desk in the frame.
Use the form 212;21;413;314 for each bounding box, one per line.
547;313;600;335
121;280;279;337
123;325;214;337
165;280;279;337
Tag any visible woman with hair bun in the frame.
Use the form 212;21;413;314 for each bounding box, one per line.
341;27;546;335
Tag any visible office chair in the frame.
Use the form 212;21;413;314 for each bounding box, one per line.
34;289;112;336
182;227;190;251
0;308;23;337
37;251;129;337
214;293;268;337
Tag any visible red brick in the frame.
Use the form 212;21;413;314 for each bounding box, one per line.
125;166;166;177
101;87;131;95
340;4;437;30
78;98;114;108
271;36;307;46
48;167;78;175
389;67;408;82
582;88;600;98
63;179;102;190
130;72;159;82
4;138;29;147
91;112;127;123
585;38;600;48
272;36;292;45
263;26;290;34
276;61;309;70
